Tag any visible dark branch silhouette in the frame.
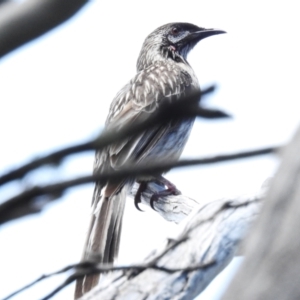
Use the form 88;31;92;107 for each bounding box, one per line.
0;86;224;187
0;146;277;225
3;239;214;300
42;261;216;300
0;0;89;58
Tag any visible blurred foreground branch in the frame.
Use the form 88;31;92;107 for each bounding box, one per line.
0;87;221;187
0;146;277;225
0;0;89;58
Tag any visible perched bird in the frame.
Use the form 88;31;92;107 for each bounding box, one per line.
74;22;225;298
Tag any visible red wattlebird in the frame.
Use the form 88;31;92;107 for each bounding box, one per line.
74;22;225;298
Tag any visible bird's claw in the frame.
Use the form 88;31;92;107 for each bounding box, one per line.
134;181;148;212
150;184;181;211
134;177;181;211
134;197;144;212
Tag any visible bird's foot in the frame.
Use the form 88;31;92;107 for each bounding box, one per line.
134;181;148;211
134;176;181;211
150;176;181;211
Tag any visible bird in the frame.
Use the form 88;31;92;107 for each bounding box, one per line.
74;22;225;299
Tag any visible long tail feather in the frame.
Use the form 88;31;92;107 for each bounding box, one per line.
74;184;127;299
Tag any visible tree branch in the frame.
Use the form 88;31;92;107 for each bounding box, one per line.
0;87;221;187
78;194;261;300
3;191;261;300
0;0;89;58
0;146;277;225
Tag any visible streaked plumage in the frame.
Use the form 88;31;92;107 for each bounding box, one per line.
74;22;225;299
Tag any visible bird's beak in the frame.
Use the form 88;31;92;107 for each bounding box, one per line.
188;28;226;42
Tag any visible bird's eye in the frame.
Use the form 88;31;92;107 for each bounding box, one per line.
171;27;179;35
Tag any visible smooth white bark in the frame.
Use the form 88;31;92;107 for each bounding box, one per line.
80;187;261;300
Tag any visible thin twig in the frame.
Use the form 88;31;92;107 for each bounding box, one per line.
0;146;278;225
3;259;215;300
2;263;81;300
0;87;220;187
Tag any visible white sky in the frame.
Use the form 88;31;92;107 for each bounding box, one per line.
0;0;299;299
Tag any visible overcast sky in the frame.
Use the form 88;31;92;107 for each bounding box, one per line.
0;1;299;299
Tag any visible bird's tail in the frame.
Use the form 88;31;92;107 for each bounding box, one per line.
74;184;127;299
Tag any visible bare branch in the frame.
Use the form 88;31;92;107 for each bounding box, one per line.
79;194;261;300
0;0;88;58
0;87;220;187
4;192;261;300
0;146;277;225
4;258;214;300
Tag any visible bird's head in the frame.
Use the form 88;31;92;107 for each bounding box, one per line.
137;22;225;71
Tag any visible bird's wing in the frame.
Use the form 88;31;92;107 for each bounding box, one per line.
95;61;198;173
